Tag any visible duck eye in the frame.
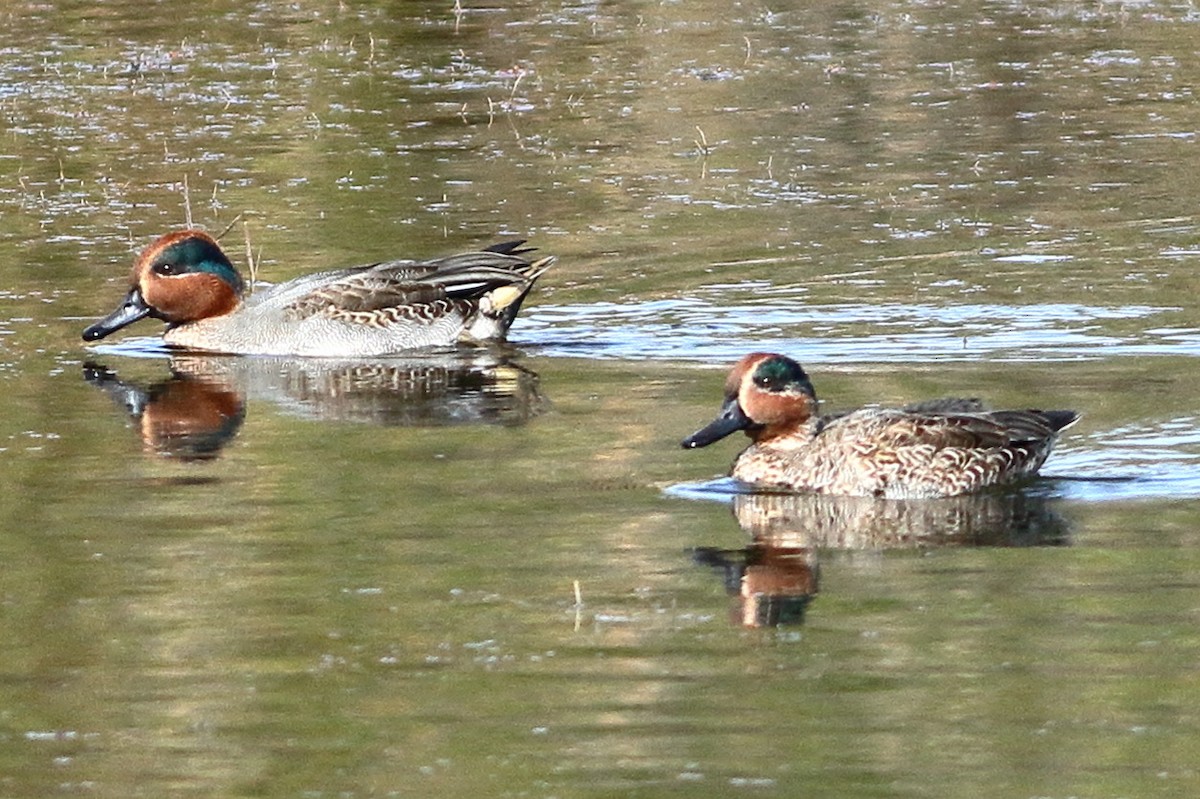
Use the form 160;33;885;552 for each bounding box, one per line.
753;374;777;389
152;262;178;276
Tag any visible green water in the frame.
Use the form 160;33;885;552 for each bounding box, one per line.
3;1;1200;797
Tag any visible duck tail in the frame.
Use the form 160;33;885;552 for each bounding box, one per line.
1038;410;1081;433
480;255;555;333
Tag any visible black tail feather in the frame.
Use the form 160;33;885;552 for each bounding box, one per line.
483;240;535;256
1038;410;1081;433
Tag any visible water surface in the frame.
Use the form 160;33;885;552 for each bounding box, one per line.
3;1;1200;797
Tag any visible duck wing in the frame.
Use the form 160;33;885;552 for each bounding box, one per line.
280;244;551;321
830;408;1076;451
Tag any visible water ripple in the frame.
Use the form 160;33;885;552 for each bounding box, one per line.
520;299;1182;363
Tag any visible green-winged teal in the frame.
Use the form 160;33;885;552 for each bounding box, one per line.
682;352;1078;498
83;230;553;356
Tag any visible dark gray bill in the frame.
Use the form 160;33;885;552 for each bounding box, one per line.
82;287;152;341
681;397;752;449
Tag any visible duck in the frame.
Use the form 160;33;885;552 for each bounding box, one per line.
682;352;1079;498
82;229;554;356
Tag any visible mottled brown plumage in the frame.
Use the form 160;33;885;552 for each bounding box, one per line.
682;353;1078;498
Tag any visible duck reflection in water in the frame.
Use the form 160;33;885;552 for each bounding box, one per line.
693;491;1069;628
83;353;545;459
83;361;246;461
694;539;818;627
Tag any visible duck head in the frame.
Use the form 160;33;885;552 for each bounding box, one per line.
682;352;818;448
83;230;245;342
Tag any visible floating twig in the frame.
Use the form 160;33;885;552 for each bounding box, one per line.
572;580;583;632
214;212;243;242
182;173;193;228
243;220;259;291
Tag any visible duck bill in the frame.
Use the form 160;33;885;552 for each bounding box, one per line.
82;287;153;342
681;397;753;449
